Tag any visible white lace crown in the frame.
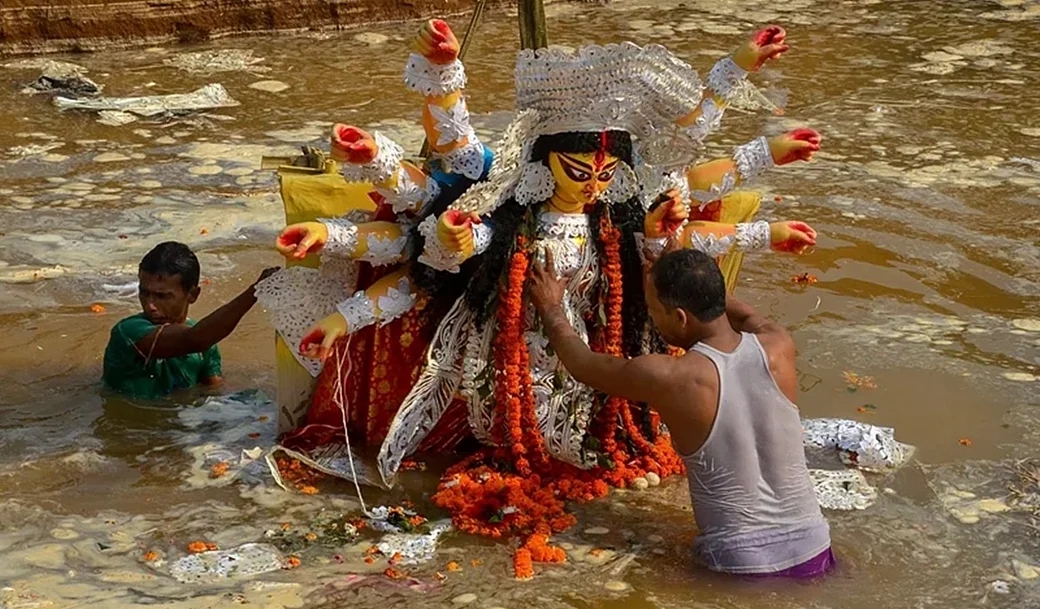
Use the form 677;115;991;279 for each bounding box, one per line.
514;43;705;142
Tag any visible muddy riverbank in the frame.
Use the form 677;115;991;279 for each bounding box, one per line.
0;0;532;57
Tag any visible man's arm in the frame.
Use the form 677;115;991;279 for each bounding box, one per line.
540;303;676;405
726;294;798;399
199;343;223;386
725;294;784;335
136;268;278;361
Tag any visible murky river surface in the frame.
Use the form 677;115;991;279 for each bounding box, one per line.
1;0;1040;607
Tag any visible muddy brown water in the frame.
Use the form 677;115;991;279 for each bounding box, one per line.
1;0;1039;607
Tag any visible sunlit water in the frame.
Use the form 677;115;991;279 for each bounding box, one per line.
1;0;1039;607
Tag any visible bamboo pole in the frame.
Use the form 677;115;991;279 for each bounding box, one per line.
518;0;548;50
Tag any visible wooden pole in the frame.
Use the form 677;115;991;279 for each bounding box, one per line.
518;0;548;50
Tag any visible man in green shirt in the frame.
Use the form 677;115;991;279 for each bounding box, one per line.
103;241;278;399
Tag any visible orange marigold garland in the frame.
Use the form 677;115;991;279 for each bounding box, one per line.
432;216;685;580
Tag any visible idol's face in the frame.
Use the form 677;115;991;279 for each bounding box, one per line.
547;150;619;211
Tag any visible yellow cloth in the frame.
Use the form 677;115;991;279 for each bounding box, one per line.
274;162;376;433
716;191;762;294
279;162;376;269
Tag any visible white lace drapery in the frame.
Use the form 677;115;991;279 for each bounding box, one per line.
378;212;604;484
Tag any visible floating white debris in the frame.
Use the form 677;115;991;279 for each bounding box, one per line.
922;51;963;63
375;520;452;565
942;40;1014;58
249;80;290;93
54;83;239;118
803;418;914;471
910;62;961;76
1012;559;1040;580
809;469;877;510
188;164;223;176
1011;318;1040;332
164;49;269;74
354;32;390;45
92;152;130;163
266;442;382;491
97;111;137;126
169;543;284;583
8;143;63;157
989;580;1011;594
1002;372;1037;382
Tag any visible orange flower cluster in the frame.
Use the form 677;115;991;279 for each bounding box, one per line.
275;456;325;494
187;541;217;554
431;215;684;580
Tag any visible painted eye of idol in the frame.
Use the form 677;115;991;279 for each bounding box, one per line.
557;153;619;184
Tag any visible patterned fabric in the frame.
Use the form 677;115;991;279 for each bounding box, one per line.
283;269;469;453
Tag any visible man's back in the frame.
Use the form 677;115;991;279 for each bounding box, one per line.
680;332;828;574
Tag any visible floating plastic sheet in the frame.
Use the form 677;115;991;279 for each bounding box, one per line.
803;418;915;472
265;443;384;491
809;469;878;511
53;83;238;118
375;520;453;565
179;389;277;488
169;543;284;583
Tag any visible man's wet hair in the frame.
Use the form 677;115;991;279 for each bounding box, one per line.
139;241;200;292
650;249;727;322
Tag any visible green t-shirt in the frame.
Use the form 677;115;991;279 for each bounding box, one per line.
102;313;222;399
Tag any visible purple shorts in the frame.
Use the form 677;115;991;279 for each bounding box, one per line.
745;547;837;580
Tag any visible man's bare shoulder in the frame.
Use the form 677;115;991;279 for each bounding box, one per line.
754;322;797;360
676;348;721;386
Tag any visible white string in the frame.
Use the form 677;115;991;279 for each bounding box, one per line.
330;335;372;517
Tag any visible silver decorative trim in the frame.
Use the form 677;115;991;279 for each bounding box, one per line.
734;220;771;252
336;290;378;333
319;217;360;257
403;54;467;96
733;136;775;183
338;131;403;184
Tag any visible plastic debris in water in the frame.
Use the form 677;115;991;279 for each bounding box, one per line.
803;418;915;472
809;469;878;511
169;543;284;583
163;49;270;75
53;84;239;119
376;520;453;566
988;580;1011;595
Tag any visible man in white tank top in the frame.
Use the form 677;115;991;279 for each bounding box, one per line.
529;247;835;578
